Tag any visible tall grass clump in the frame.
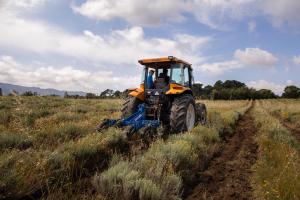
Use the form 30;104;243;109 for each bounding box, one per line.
0;150;48;199
252;101;300;200
22;109;54;127
0;110;12;126
34;124;89;148
93;161;166;200
45;127;128;183
0;131;32;151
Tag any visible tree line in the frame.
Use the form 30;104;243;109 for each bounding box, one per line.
192;80;300;100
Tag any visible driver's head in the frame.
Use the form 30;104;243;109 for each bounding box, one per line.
149;70;155;75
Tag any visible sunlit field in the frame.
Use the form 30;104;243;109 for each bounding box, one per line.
0;97;299;199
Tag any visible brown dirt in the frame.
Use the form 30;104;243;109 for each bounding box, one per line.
185;105;258;200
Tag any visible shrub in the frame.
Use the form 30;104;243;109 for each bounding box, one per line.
93;161;165;200
46;128;127;179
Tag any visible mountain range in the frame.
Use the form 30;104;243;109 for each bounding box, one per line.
0;83;86;96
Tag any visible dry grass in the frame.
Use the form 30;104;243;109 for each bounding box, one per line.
252;101;300;200
2;96;298;200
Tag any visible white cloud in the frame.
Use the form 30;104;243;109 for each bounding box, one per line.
0;55;140;92
248;20;256;32
0;10;210;66
293;55;300;65
196;60;241;75
73;0;300;30
198;47;278;75
188;0;256;30
72;0;256;29
0;0;47;13
234;48;278;67
72;0;186;27
247;80;285;95
260;0;300;29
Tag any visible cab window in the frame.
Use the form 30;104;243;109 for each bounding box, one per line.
170;64;184;85
184;67;189;87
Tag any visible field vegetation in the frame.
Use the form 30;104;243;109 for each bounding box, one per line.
252;101;300;199
0;96;299;200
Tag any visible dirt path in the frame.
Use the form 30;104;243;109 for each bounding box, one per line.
186;104;258;200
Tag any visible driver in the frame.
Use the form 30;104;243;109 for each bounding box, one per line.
147;69;155;89
159;68;170;84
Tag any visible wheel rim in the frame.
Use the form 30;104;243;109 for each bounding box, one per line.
186;104;195;131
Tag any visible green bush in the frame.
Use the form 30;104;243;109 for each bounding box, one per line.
93;161;164;200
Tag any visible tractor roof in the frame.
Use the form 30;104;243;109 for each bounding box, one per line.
138;56;192;67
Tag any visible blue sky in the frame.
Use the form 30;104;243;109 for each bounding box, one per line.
0;0;299;94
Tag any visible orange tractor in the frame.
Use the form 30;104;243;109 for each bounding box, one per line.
97;56;206;135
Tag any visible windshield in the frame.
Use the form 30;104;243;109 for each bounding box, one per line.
170;64;184;85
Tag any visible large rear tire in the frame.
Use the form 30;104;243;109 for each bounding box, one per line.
121;97;141;118
170;94;196;133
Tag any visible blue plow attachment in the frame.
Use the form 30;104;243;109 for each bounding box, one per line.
96;104;160;133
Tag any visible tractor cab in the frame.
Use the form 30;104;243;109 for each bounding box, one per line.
139;56;194;91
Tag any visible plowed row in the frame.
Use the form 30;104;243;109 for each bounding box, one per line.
186;104;257;200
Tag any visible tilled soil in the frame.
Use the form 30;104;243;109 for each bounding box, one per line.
186;106;258;200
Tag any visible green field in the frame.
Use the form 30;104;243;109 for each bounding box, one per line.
0;97;299;200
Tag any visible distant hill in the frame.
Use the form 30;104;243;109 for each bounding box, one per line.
0;83;86;96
